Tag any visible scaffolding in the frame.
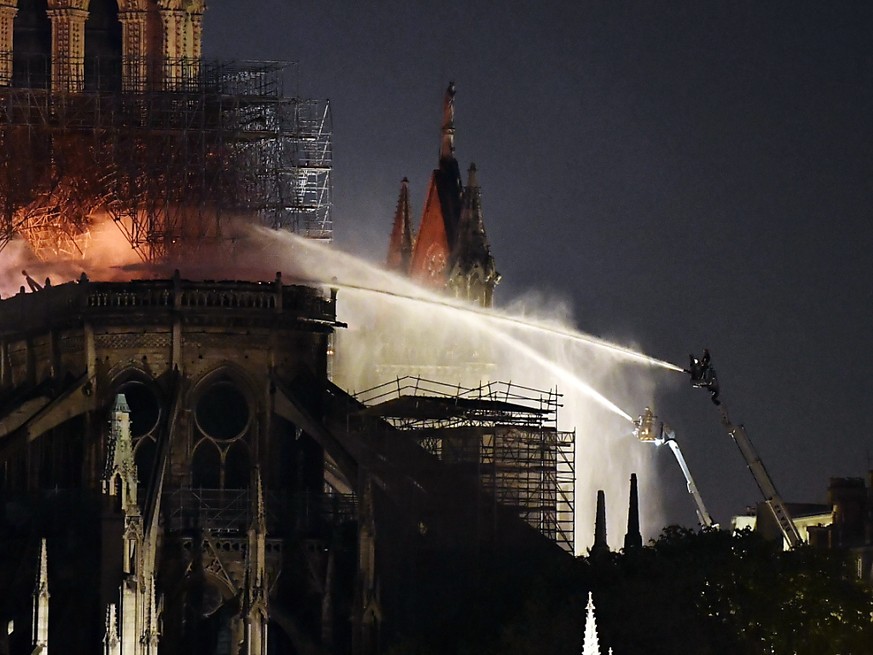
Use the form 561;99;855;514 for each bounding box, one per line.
0;55;332;262
356;376;575;552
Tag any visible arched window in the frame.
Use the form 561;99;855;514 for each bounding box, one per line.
84;0;121;90
12;0;50;88
191;441;220;489
134;437;156;490
195;380;250;441
190;373;254;490
117;379;162;438
223;441;250;490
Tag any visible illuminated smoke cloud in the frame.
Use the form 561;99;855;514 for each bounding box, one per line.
0;222;674;551
251;229;672;552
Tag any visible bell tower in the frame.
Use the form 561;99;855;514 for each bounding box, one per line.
393;82;499;307
0;0;205;93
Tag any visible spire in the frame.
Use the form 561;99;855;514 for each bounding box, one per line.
623;473;642;551
434;81;463;250
440;81;456;162
145;578;159;652
590;490;609;558
582;592;601;655
102;393;139;512
466;162;478;188
387;177;414;272
248;465;267;591
103;603;119;655
447;163;499;306
242;466;268;655
32;538;49;654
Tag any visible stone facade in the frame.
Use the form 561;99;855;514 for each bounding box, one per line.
2;0;205;91
0;276;341;654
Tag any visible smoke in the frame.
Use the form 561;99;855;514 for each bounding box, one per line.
0;214;343;298
469;290;666;551
0;212;142;297
235;229;674;553
0;220;675;551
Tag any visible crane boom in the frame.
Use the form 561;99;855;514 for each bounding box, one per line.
688;350;802;548
662;434;715;528
716;404;802;548
634;408;715;528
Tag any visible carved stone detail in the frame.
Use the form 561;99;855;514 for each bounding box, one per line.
0;3;17;86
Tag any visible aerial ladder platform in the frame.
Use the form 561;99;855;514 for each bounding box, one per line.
687;350;803;548
634;407;715;528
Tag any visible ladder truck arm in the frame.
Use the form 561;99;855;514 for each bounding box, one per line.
688;350;803;548
634;408;715;528
661;430;716;528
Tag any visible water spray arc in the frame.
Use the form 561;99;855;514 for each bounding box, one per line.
261;228;682;373
325;280;684;374
250;229;672;552
326;279;638;422
362;285;638;424
486;329;636;423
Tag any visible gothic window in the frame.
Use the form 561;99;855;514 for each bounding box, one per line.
118;379;161;438
424;243;446;282
117;377;161;497
191;375;253;490
223;441;250;490
12;0;50;89
195;380;249;441
191;440;220;489
84;0;121;90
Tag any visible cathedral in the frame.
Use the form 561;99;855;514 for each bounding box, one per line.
3;0;204;94
0;5;573;655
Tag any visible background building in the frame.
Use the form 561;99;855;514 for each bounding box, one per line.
733;474;873;584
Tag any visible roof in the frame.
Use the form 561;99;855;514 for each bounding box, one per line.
359;394;550;422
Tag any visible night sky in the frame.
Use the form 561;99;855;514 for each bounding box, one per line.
205;3;873;531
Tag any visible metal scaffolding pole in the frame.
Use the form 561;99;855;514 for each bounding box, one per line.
0;54;332;262
355;376;576;553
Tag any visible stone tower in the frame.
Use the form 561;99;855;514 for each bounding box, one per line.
623;473;642;551
389;82;499;306
387;177;413;273
0;0;205;93
591;489;610;558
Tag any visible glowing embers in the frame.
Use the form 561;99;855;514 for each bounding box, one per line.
0;130;113;261
9;171;105;261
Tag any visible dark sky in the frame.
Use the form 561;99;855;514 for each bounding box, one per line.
204;2;873;530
